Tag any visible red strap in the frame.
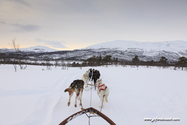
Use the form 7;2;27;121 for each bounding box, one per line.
98;84;105;88
98;83;107;91
99;86;107;91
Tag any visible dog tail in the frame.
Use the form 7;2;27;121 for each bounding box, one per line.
64;88;73;95
104;95;109;103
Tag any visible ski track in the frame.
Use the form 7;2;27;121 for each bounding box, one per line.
17;68;86;125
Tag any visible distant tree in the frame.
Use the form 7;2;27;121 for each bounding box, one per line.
146;60;155;66
132;55;140;65
9;39;19;72
87;56;95;66
46;60;51;70
82;60;88;66
103;55;112;65
176;57;187;70
82;55;118;66
113;57;119;65
71;62;76;67
0;53;6;64
54;60;59;67
61;60;66;70
97;55;102;65
34;59;39;65
9;39;27;71
159;56;168;65
71;62;80;67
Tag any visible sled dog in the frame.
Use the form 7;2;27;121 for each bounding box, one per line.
96;79;109;108
64;79;84;107
82;70;90;88
82;69;100;88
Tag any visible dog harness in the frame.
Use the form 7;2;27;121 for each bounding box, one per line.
98;84;107;92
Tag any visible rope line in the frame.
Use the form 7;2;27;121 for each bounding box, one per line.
90;84;92;107
84;85;93;91
81;80;106;125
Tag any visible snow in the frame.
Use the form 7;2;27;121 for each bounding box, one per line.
85;40;187;52
0;45;58;52
0;65;187;125
20;45;58;52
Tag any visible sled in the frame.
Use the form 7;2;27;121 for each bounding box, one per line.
59;107;116;125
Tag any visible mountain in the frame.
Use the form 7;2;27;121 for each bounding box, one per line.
85;40;187;52
1;40;187;62
0;45;58;53
20;45;58;52
82;40;187;61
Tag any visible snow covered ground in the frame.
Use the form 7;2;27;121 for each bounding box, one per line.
0;65;187;125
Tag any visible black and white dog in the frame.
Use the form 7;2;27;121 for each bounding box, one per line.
82;68;100;89
64;80;84;107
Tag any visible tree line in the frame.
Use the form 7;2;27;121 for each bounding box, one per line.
130;55;187;70
1;39;186;71
0;40;186;70
1;54;187;70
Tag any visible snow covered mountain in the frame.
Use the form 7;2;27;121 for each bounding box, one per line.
85;40;187;53
1;40;187;62
83;40;187;61
20;45;58;52
0;45;58;53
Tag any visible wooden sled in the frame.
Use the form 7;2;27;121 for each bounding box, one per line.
59;107;116;125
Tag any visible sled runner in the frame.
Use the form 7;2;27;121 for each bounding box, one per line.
59;107;116;125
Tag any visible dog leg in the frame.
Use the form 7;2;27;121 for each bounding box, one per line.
99;92;105;108
99;96;104;108
82;74;88;88
68;93;73;106
75;93;79;107
99;99;104;108
68;102;70;106
79;90;83;106
85;81;88;88
94;78;97;89
97;89;99;96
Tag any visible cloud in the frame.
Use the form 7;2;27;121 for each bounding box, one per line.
8;0;31;6
36;38;67;48
0;21;40;32
12;24;40;32
0;21;7;24
37;0;99;15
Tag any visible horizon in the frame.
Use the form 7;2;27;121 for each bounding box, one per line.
1;39;187;51
0;0;187;50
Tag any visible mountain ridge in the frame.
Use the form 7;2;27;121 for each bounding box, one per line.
84;40;187;52
0;45;58;52
1;40;187;62
1;40;187;53
20;45;58;52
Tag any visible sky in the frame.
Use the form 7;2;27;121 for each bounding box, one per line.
0;0;187;50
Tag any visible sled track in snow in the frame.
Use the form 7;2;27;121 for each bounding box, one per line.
18;69;86;125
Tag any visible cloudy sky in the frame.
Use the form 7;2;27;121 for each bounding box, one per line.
0;0;187;50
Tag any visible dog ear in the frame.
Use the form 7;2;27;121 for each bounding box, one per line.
99;79;102;83
96;79;100;83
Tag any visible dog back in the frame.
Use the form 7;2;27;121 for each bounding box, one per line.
70;80;84;89
98;83;107;91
